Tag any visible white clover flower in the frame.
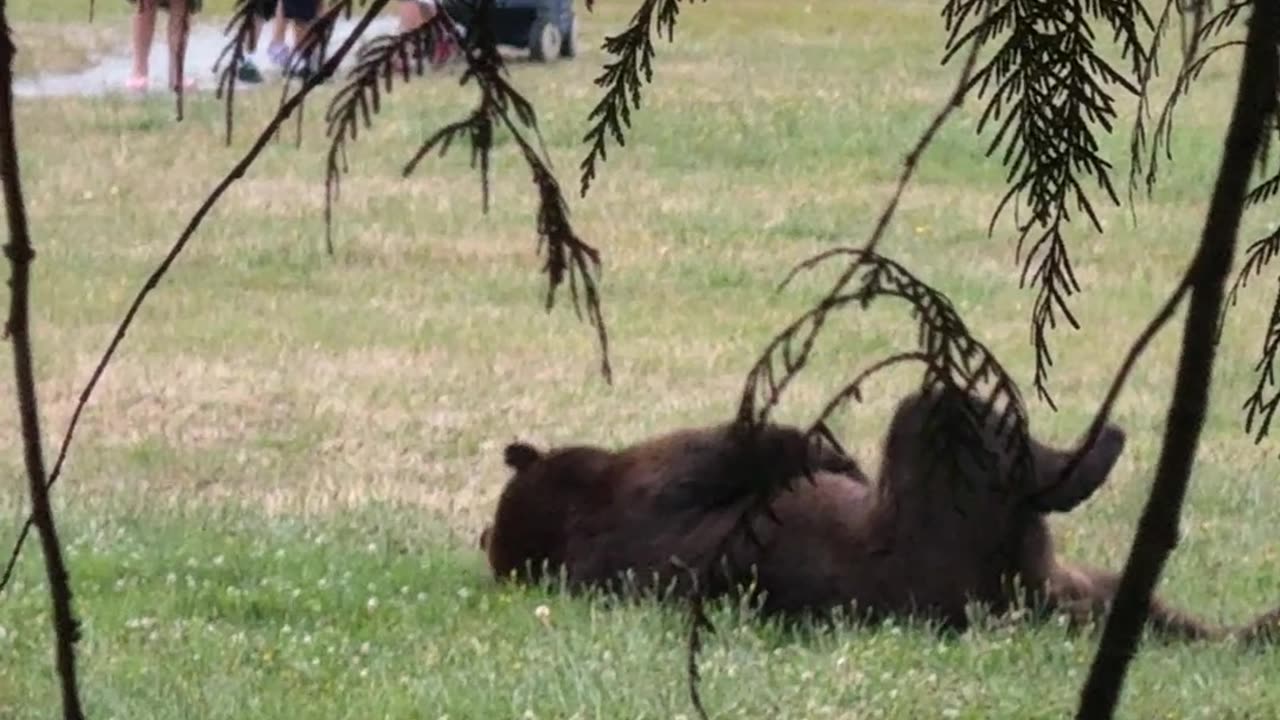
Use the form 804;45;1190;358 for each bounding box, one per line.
367;597;379;611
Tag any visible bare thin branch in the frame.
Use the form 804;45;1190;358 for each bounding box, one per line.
1057;277;1190;487
0;6;86;717
1075;2;1280;715
773;1;989;291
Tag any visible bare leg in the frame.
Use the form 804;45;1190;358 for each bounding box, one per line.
129;0;158;85
286;1;326;76
272;0;287;45
264;1;289;68
166;0;192;92
245;12;262;53
231;8;268;84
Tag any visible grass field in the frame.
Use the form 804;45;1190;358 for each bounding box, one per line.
4;0;1280;717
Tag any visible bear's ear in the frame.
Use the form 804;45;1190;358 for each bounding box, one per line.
504;442;543;471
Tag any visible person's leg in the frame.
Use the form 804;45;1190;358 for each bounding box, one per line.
128;0;158;90
283;0;324;78
243;0;266;53
237;0;271;83
165;0;195;92
272;0;287;43
267;0;290;67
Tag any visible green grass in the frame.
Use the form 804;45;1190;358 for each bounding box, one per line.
3;0;1280;717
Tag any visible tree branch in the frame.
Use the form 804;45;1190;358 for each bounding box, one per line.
0;6;87;718
1055;277;1189;488
1074;2;1280;716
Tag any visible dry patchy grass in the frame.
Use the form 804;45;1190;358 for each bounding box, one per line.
3;1;1280;717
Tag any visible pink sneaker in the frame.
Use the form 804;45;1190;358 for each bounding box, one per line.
125;75;148;93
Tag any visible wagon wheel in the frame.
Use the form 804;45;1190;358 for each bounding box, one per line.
529;18;562;62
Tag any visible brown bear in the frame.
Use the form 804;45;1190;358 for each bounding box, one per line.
482;386;1279;642
481;420;861;587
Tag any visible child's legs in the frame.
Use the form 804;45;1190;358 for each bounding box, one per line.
130;0;158;78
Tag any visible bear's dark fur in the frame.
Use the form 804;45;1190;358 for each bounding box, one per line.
481;387;1279;642
481;420;859;587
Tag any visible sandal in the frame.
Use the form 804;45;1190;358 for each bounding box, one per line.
169;76;198;93
125;75;149;93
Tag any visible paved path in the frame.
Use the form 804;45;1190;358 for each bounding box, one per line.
14;14;399;99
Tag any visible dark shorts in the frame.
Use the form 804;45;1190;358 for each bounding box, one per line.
241;0;320;21
127;0;203;12
279;0;320;21
249;0;275;19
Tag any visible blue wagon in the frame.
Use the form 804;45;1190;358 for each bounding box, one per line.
441;0;577;62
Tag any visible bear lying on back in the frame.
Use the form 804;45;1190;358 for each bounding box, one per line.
481;387;1280;642
481;419;860;586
